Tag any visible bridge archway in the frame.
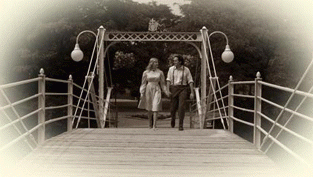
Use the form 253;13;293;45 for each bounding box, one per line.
103;30;203;58
73;26;228;129
102;29;207;96
98;28;210;127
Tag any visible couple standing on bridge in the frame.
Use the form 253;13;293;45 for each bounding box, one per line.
138;55;194;131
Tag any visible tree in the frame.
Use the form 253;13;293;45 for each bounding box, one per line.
173;0;281;85
4;0;312;96
178;0;312;87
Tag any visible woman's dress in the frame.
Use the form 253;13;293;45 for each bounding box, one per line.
138;69;166;111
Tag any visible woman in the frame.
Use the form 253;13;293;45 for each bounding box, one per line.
138;58;169;130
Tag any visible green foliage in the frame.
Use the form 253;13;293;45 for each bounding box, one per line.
4;0;312;95
113;51;135;70
176;0;281;83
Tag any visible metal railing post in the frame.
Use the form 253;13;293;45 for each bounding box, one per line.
228;75;234;133
67;75;73;132
98;26;105;127
200;27;208;129
254;72;262;149
38;68;45;144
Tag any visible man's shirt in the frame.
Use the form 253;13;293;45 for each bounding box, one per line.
166;66;193;85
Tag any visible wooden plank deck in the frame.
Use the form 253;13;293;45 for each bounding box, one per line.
13;128;286;177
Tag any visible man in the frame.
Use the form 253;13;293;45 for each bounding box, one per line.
166;55;194;131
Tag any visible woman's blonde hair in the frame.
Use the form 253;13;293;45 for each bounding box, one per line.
146;58;158;71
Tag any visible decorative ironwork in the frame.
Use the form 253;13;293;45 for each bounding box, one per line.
148;18;161;32
104;32;202;42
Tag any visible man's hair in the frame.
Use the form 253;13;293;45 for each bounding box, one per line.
174;55;184;65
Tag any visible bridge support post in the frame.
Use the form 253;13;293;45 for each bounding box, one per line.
228;76;234;133
38;68;45;144
254;72;262;149
200;27;208;129
67;75;73;132
98;26;105;128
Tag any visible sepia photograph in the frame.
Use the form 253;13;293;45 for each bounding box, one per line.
1;0;312;176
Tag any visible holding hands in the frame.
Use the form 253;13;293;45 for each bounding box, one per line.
164;90;170;97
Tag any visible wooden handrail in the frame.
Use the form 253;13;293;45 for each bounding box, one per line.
0;108;41;131
46;77;70;84
0;93;41;110
0;78;40;89
260;81;313;98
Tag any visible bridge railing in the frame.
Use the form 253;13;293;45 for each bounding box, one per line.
1;68;312;171
204;71;313;171
0;69;102;161
0;77;40;156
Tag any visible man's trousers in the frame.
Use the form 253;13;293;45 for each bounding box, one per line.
170;85;188;129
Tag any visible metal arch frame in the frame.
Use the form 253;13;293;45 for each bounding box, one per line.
101;31;204;83
103;32;202;42
102;31;203;59
101;30;208;128
101;32;205;84
73;27;208;129
102;32;203;66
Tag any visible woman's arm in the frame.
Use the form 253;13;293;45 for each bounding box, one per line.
166;67;173;95
160;71;169;97
139;71;147;97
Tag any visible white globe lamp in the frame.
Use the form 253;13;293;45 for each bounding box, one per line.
71;44;84;62
221;45;234;63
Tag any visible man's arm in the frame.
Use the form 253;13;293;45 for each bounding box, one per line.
186;67;194;100
189;82;194;100
167;81;171;95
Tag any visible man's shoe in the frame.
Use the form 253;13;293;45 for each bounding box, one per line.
178;127;184;131
171;121;175;128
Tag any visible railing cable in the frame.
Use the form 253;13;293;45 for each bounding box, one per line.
106;41;113;87
0;88;37;149
200;30;223;128
206;32;230;128
201;30;228;129
264;78;313;153
261;56;313;149
75;29;106;128
72;30;100;127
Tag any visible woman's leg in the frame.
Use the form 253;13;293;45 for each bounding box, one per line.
153;111;158;130
148;111;153;128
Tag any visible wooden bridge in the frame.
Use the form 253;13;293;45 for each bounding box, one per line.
1;67;313;177
12;127;284;177
2;66;313;177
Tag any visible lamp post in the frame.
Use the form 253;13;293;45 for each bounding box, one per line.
209;30;234;129
207;30;234;65
71;26;106;127
71;30;97;62
200;26;234;129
